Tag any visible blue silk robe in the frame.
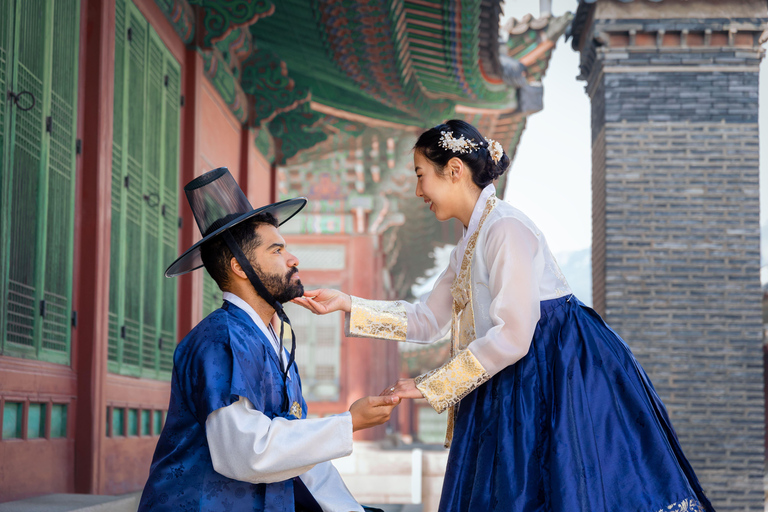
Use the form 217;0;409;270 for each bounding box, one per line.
138;302;307;512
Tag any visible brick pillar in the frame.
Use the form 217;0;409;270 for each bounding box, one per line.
573;1;767;509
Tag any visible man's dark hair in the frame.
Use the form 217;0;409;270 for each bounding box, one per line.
200;212;278;290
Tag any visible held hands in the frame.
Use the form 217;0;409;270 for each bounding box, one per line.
349;395;400;432
291;288;351;314
380;378;424;400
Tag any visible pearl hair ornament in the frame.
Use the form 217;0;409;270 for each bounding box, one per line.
438;130;504;164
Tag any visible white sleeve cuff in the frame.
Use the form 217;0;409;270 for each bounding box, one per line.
206;397;354;484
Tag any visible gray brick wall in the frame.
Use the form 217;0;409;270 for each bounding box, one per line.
588;45;764;511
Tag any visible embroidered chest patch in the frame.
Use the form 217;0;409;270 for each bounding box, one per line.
290;401;302;419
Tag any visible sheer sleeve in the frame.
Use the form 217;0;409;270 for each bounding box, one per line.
416;218;543;413
346;255;456;344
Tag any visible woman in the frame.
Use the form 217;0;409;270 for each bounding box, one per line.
293;120;713;512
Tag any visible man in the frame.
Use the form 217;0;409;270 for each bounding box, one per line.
139;168;399;512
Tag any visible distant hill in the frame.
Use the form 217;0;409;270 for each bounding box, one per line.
555;247;592;306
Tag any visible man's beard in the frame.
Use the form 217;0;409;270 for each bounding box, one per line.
256;265;304;304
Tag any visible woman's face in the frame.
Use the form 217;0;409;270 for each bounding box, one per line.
414;151;455;221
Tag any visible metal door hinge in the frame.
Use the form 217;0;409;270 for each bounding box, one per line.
120;325;126;339
178;217;183;229
158;337;164;350
164;75;169;87
71;310;77;327
76;139;82;154
124;175;130;188
180;95;185;107
127;27;133;42
40;299;47;317
46;116;52;133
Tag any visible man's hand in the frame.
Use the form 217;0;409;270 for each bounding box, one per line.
349;395;400;432
291;288;351;314
380;378;423;399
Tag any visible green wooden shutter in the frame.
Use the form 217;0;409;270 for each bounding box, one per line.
41;0;80;362
0;0;14;356
159;55;180;376
121;1;148;374
141;31;164;376
108;0;179;379
1;0;79;363
5;0;49;353
202;273;223;318
108;0;127;365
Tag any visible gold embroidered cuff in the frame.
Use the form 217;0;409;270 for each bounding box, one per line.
415;349;490;414
346;296;407;341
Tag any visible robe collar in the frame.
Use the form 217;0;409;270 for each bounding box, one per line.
453;184;496;274
223;291;289;375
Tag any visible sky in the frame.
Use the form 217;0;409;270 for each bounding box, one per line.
500;0;768;256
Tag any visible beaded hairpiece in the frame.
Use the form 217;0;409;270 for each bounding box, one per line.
439;130;504;164
439;130;478;154
486;138;503;164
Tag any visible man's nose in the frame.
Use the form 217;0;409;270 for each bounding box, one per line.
287;252;299;267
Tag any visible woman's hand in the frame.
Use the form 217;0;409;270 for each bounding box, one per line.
380;378;424;400
291;288;351;314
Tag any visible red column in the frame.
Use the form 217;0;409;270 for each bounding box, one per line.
238;126;251;195
73;0;115;494
177;49;204;337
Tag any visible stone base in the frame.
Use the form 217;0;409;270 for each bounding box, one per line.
0;493;141;512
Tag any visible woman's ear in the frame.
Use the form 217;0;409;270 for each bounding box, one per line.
447;157;464;183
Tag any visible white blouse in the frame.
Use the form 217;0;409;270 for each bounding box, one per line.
348;184;571;413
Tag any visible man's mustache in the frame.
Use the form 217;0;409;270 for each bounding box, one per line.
287;267;299;279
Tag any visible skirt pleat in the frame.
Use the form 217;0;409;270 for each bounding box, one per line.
438;296;714;512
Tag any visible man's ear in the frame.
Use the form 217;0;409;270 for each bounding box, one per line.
230;256;246;280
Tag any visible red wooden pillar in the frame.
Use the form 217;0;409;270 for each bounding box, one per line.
177;49;204;337
73;0;115;494
238;126;252;194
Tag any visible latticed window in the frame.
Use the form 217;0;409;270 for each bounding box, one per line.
0;0;81;364
282;301;342;402
107;0;180;380
202;272;223;318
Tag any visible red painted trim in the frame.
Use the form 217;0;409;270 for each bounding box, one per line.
269;161;277;204
178;49;204;337
74;0;115;494
239;126;251;198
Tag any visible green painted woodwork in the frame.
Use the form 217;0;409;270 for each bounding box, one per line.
153;0;195;44
188;0;275;49
240;48;310;126
153;409;163;434
141;409;150;435
2;402;22;439
128;408;138;436
202;273;223;319
0;0;80;364
198;49;248;123
50;403;67;438
109;0;180;380
112;407;124;436
27;403;45;439
268;103;326;164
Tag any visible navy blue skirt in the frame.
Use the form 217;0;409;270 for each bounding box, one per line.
439;296;714;512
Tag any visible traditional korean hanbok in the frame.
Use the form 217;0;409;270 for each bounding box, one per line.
347;184;713;512
139;293;362;512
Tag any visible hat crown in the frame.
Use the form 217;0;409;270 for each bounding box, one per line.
185;167;253;237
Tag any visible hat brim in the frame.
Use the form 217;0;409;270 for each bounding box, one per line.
164;197;307;278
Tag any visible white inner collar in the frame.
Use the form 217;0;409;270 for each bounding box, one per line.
222;291;289;374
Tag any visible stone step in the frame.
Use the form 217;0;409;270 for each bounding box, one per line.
0;493;141;512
